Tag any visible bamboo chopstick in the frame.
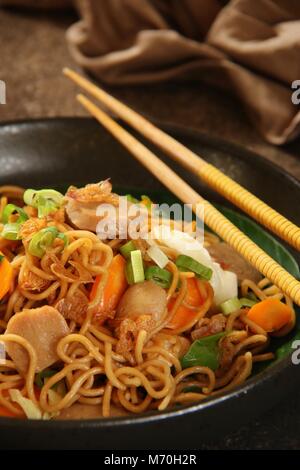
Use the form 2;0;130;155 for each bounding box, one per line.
75;92;300;307
63;67;300;252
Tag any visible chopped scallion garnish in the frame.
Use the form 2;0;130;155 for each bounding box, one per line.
145;266;172;289
175;254;213;281
1;222;21;240
120;240;136;259
140;195;152;209
57;232;69;247
219;297;241;315
219;296;257;315
125;261;134;285
125;194;139;204
24;188;64;218
130;250;144;283
239;297;257;308
35;369;58;389
2;204;28;224
28;227;68;258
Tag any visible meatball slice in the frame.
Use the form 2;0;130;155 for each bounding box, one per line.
5;306;70;375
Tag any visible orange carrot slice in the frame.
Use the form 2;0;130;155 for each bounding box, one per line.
0;252;13;301
247;298;293;332
0;405;18;418
167;278;204;330
90;254;127;313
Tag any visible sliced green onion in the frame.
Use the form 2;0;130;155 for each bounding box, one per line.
130;250;144;283
24;188;64;218
147;245;168;269
119;240;136;259
1;223;21;240
36;196;57;218
23;189;36;206
35;369;58;389
57;232;69;247
1;204;29;240
175;254;213;281
24;188;63;206
125;194;139;204
145;266;172;289
140;195;152;209
239;297;257;308
220;297;241;315
28;227;58;258
0;254;4;263
125;261;134;285
2;204;28;224
219;296;257;314
38;189;63;204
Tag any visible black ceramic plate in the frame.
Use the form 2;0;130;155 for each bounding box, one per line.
0;118;299;450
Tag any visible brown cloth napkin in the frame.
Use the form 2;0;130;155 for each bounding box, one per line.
2;0;300;145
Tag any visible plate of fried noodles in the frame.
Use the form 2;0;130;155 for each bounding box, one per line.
0;118;299;449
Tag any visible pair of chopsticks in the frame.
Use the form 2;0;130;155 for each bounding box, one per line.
63;67;300;307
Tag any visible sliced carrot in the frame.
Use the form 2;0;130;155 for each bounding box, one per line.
167;278;204;330
247;298;293;332
0;252;13;301
0;405;18;418
90;254;127;314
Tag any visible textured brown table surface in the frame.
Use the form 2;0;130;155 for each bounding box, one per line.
1;7;300;180
1;7;300;451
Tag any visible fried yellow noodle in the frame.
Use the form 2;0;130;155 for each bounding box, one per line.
0;184;295;419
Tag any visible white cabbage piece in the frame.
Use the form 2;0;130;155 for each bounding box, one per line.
152;226;237;304
9;389;57;420
210;262;238;305
9;389;42;420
